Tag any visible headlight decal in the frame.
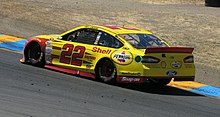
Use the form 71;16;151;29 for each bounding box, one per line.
141;56;160;63
184;56;194;63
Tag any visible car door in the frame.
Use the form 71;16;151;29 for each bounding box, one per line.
47;28;99;72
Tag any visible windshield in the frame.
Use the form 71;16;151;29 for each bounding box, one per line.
119;34;168;49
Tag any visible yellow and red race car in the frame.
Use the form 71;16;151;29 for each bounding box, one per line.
21;25;195;86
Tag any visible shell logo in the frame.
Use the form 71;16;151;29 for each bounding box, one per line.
111;51;133;65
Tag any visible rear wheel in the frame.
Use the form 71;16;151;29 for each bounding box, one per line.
96;59;116;83
149;78;172;87
26;43;45;67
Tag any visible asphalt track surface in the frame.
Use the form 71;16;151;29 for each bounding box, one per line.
0;49;220;117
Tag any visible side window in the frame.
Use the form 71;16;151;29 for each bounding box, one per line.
61;29;98;45
61;31;77;42
97;32;123;48
75;29;98;44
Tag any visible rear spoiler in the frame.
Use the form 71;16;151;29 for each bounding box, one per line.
145;47;194;54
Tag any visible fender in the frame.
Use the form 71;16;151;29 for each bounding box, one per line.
21;37;48;63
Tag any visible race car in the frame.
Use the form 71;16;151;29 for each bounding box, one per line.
20;25;195;86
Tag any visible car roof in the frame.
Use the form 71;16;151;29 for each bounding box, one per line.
96;25;152;34
80;25;153;35
61;25;153;37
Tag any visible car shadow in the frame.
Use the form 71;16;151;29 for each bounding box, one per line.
42;66;202;97
113;83;202;96
77;74;202;97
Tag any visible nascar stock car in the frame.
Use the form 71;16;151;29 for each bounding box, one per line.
20;25;195;86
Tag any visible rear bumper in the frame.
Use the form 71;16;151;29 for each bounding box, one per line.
117;76;195;83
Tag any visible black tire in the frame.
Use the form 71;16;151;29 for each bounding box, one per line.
205;0;220;7
149;78;172;87
96;59;116;83
26;43;45;67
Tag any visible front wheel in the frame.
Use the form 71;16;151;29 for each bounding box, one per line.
96;59;116;84
26;43;45;67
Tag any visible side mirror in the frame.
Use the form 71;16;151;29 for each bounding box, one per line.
58;36;62;40
122;46;129;50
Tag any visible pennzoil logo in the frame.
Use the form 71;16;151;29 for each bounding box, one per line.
114;51;130;62
111;51;133;65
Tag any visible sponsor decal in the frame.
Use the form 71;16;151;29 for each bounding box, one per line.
85;52;92;55
171;61;182;68
49;38;54;41
92;47;111;54
111;50;133;65
121;77;141;82
161;61;167;68
121;72;141;76
45;41;53;64
135;55;142;64
167;70;177;76
114;51;130;62
55;44;86;66
86;64;93;69
84;55;96;62
83;61;92;64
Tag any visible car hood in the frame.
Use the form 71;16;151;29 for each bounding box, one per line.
35;34;60;40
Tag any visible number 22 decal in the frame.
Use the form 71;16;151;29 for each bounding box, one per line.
60;44;85;66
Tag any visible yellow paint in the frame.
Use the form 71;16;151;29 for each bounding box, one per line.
169;80;207;90
0;35;23;43
33;24;195;80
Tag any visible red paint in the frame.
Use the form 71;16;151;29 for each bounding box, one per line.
121;27;139;30
101;25;139;31
51;54;60;59
145;47;194;54
60;44;74;64
45;65;77;74
20;58;25;63
23;37;47;62
59;44;86;66
102;25;120;30
45;65;96;79
79;71;96;79
52;46;61;50
72;46;85;66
